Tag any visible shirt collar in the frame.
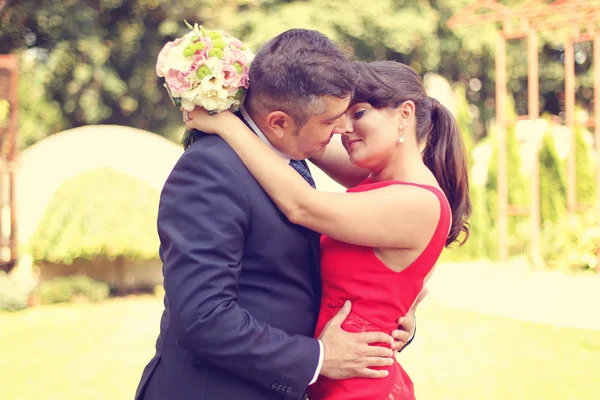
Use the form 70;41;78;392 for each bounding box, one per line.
240;105;290;163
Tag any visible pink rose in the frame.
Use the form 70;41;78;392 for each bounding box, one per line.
223;46;248;66
222;64;241;87
156;38;183;77
228;39;244;50
239;68;249;89
166;69;191;94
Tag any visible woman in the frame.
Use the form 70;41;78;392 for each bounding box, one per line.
184;61;471;400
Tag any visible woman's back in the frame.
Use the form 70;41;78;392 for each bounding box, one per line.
309;178;451;400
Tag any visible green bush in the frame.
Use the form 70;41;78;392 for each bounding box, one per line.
536;114;598;273
35;276;109;305
453;84;476;163
485;96;531;255
541;211;600;273
452;112;529;260
439;84;496;262
574;121;596;206
424;90;597;272
539;128;567;225
28;168;160;265
0;271;36;312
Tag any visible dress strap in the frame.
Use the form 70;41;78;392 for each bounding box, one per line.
354;178;450;217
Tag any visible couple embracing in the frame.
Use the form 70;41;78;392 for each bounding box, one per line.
136;28;471;400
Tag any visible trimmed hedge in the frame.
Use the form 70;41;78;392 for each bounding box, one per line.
34;275;109;304
0;271;35;312
29;167;160;265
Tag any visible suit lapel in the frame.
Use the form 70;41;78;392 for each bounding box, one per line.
238;110;321;292
298;225;321;298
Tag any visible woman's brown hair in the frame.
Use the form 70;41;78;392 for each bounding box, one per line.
353;61;471;246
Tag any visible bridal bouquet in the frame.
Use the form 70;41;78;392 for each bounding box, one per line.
156;22;254;148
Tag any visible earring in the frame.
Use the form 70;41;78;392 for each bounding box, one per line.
397;136;406;145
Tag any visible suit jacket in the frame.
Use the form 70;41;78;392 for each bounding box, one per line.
135;132;322;400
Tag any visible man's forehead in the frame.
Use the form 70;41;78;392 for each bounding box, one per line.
320;95;351;118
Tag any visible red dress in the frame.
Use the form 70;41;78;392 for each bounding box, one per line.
308;178;451;400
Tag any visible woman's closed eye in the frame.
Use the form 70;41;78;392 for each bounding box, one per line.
354;110;366;119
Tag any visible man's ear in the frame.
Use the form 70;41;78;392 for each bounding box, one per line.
266;111;294;139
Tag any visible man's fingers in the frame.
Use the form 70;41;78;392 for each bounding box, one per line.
360;345;394;358
390;339;405;352
328;300;352;327
397;316;415;335
392;329;410;341
357;332;394;345
365;357;395;368
356;368;389;379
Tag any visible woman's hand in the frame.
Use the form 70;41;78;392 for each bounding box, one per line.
182;107;239;136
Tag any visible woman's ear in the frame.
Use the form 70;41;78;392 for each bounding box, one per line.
397;101;416;131
266;111;294;139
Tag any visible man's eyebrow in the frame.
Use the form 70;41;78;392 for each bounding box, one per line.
325;110;347;122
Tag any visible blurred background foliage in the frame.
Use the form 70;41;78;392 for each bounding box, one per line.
1;0;596;146
1;0;599;272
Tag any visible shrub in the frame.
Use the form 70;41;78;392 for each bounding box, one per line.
485;96;532;255
35;276;109;305
29;167;160;265
439;84;496;262
539;128;567;225
541;210;600;273
442;139;498;262
0;271;37;312
448;114;529;261
574;121;596;206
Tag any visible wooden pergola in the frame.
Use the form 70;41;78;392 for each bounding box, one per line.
0;54;18;272
449;0;600;269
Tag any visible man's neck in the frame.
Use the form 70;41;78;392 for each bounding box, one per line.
244;102;272;139
240;103;290;162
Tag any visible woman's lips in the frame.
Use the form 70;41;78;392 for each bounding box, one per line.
345;139;360;149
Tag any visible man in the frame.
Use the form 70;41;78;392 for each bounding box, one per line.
136;29;416;400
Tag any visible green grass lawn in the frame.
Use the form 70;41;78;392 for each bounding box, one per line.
1;296;599;400
403;302;600;399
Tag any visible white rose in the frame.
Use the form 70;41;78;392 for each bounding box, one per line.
179;85;203;111
199;96;234;113
197;77;233;112
200;58;225;81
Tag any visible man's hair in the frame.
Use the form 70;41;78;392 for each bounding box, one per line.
247;29;354;127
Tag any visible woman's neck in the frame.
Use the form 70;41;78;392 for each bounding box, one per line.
370;148;432;184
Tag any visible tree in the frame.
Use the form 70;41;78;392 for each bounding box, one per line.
3;0;596;149
1;0;228;147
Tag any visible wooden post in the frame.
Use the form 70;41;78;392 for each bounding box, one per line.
565;38;577;215
528;29;542;269
496;31;509;263
0;55;18;271
594;35;600;273
8;57;17;267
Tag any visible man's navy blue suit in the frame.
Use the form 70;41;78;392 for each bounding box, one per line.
135;131;322;400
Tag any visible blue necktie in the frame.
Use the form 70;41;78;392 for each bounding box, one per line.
289;159;316;189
